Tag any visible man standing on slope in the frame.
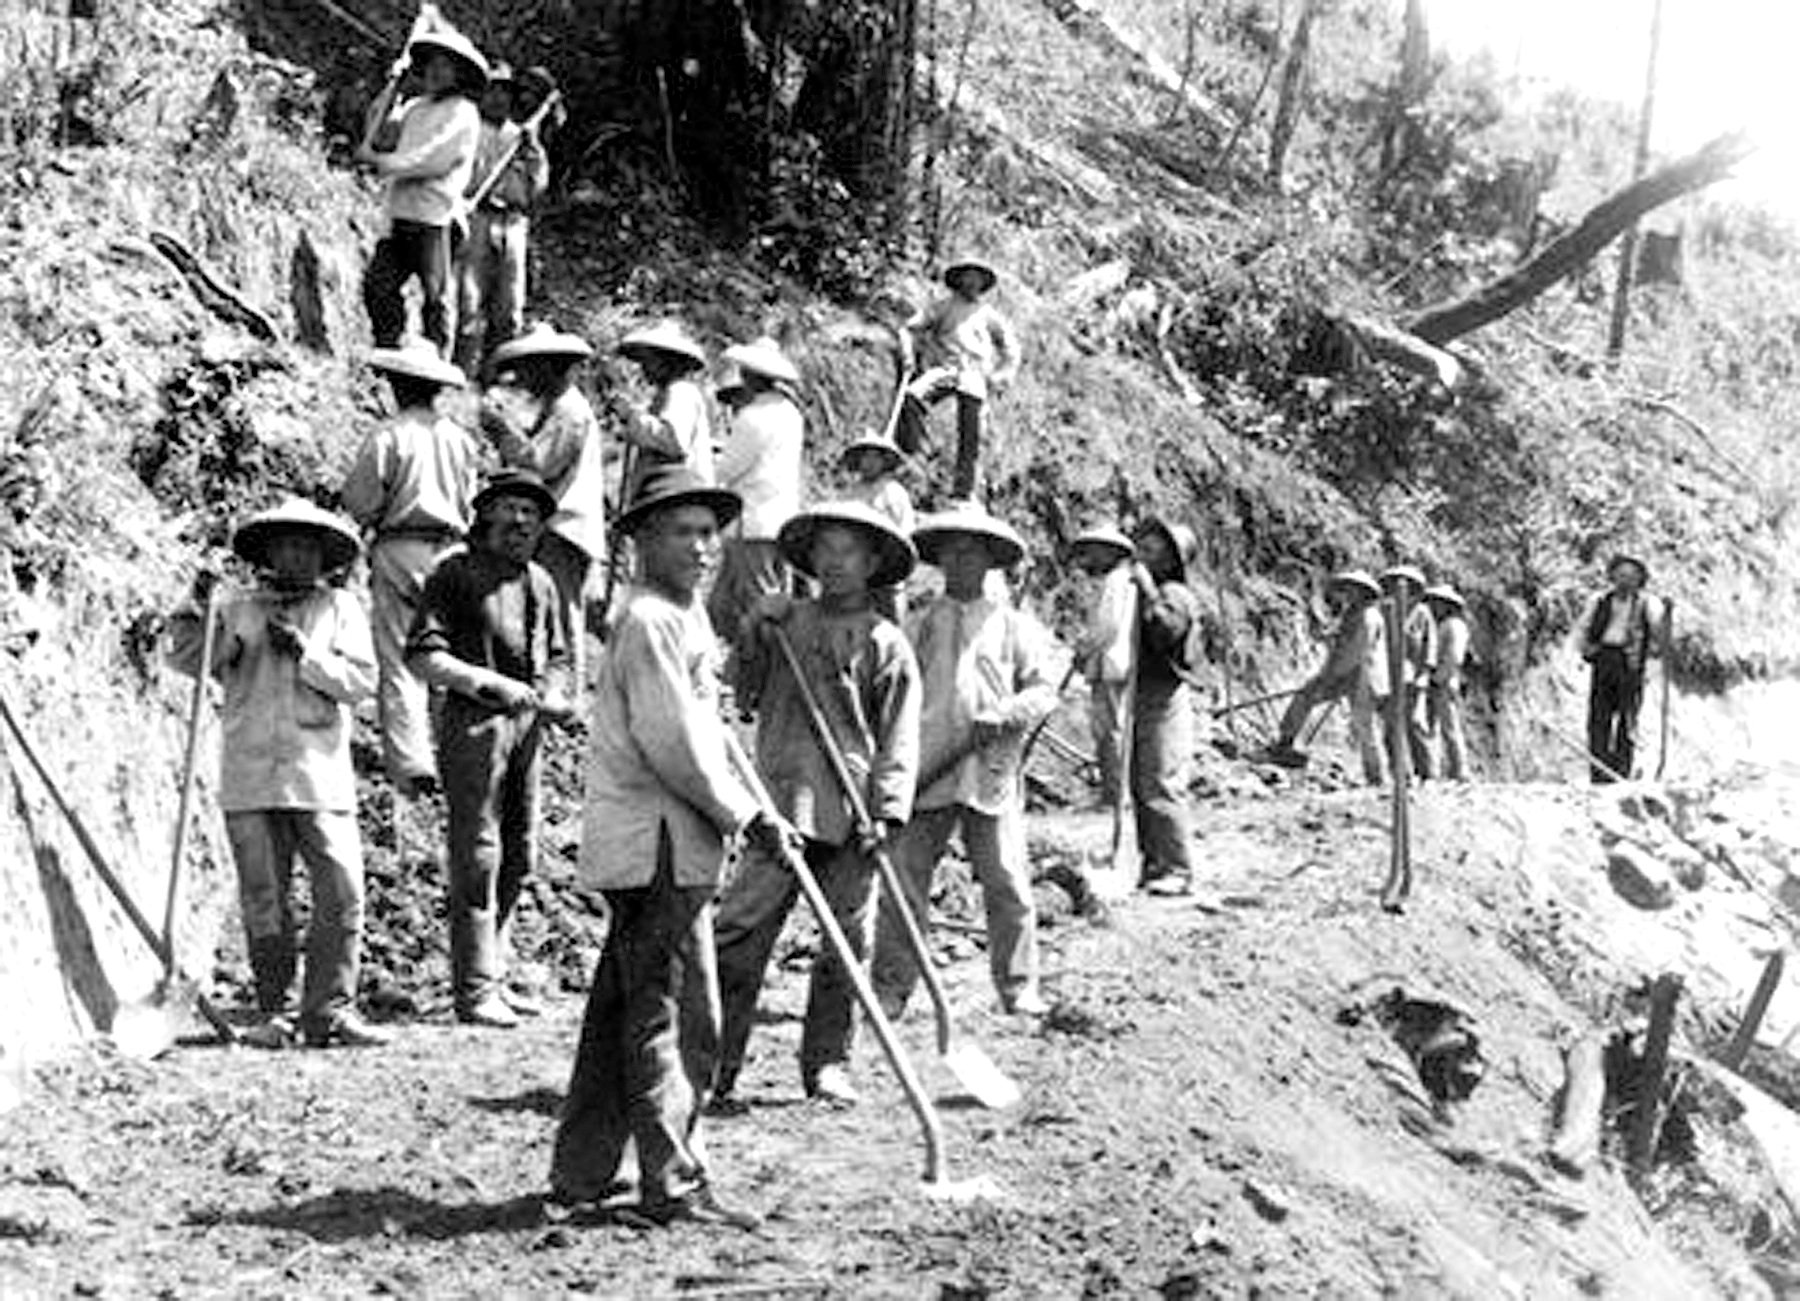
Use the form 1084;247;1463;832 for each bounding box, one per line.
1580;554;1664;783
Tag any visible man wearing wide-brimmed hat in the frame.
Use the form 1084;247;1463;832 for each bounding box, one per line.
1069;525;1136;809
550;463;791;1229
1381;563;1437;782
408;468;574;1028
165;498;388;1050
896;258;1020;501
614;321;715;490
1423;583;1472;781
1579;553;1664;783
481;324;606;683
708;337;805;648
342;344;485;796
711;501;921;1112
1127;517;1205;895
841;431;915;621
1264;569;1389;785
356;21;488;354
453;61;551;375
871;503;1056;1018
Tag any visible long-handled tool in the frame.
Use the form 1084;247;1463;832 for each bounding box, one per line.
722;733;996;1199
1210;686;1301;719
0;683;235;1048
1089;584;1140;902
1380;587;1414;913
768;626;1020;1109
1655;598;1675;781
466;86;565;210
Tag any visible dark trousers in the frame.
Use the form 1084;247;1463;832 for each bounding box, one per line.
1587;648;1644;783
550;833;719;1207
438;699;542;1011
896;370;985;501
363;218;454;352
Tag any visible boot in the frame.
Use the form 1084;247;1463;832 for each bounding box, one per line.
247;934;297;1015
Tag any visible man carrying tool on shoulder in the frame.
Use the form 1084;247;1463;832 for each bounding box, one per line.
1382;564;1437;782
408;469;574;1029
1424;583;1472;781
1261;569;1388;785
1128;516;1203;897
710;501;921;1113
872;504;1056;1019
547;464;794;1230
165;499;389;1050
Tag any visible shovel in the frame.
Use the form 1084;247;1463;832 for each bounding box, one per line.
768;626;1020;1109
0;682;235;1052
1379;587;1414;913
724;733;997;1200
1087;585;1139;902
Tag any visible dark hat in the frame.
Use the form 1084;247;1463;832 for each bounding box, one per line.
472;467;558;518
914;503;1026;569
1134;517;1198;575
1608;554;1649;584
233;497;361;573
615;463;742;537
619;322;706;371
1069;525;1134;564
942;258;998;293
841;431;906;471
778;501;917;589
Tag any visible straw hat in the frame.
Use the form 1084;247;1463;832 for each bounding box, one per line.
1328;569;1381;601
369;344;466;389
408;27;489;95
942;258;998;293
472;467;558;519
841;432;906;471
914;503;1026;569
233;497;361;573
1422;583;1466;611
1134;517;1198;575
778;501;917;589
1069;525;1134;564
491;323;594;368
1380;563;1426;591
615;463;742;537
721;338;800;386
618;322;706;371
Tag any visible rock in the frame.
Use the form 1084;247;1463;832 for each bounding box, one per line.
1240;1177;1291;1223
1606;843;1675;910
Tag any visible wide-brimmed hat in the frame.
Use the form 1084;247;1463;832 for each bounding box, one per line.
1380;563;1426;591
233;497;361;573
369;344;466;389
408;27;489;95
841;432;905;470
1134;517;1198;575
942;258;998;293
615;463;742;537
778;501;917;589
722;338;800;387
1328;569;1381;601
1607;554;1649;584
491;323;593;368
914;503;1026;569
484;60;516;87
619;322;706;371
472;467;558;519
1423;583;1466;611
1069;525;1134;564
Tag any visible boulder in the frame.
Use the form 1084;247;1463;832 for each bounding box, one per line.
1606;843;1676;910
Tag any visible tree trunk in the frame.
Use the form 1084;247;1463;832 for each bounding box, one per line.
1406;132;1751;346
1606;0;1665;358
1265;0;1321;187
1377;0;1431;178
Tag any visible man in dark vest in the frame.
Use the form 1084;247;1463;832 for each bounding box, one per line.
1579;555;1664;783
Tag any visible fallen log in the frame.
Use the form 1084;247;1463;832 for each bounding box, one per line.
1628;973;1683;1173
150;231;279;343
1721;950;1786;1071
1548;1033;1610;1177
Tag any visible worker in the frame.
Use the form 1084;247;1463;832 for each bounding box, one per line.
1069;525;1135;809
613;321;714;490
1381;564;1436;782
708;338;804;648
840;431;915;622
1579;554;1664;783
1262;570;1389;785
1423;583;1472;781
1129;517;1202;895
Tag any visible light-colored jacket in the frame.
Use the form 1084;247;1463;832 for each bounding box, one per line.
741;601;920;846
1434;613;1470;692
166;585;375;812
579;586;758;888
908;595;1057;815
624;377;713;485
376;94;481;228
340;407;484;539
1081;564;1134;685
481;385;608;560
715;391;803;542
905;296;1020;399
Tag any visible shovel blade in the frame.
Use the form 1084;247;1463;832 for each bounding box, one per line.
944;1040;1022;1110
110;997;178;1061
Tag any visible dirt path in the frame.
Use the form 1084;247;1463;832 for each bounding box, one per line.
0;784;1779;1298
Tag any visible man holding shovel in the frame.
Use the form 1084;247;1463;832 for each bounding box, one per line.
548;464;793;1229
710;501;921;1112
872;504;1057;1018
1262;569;1388;785
165;499;388;1049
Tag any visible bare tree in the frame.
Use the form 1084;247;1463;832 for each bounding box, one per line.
1605;0;1665;358
1266;0;1322;187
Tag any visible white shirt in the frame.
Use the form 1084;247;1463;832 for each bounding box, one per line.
377;95;481;228
715;391;803;541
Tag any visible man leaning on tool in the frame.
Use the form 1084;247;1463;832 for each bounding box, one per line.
1580;554;1664;783
408;469;574;1029
547;464;794;1230
165;499;389;1050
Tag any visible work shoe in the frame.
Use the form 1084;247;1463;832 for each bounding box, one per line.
642;1187;761;1231
804;1064;859;1108
458;994;520;1029
502;988;545;1019
705;1090;751;1119
240;1014;297;1051
1142;872;1193;898
1005;990;1049;1018
303;1010;392;1049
